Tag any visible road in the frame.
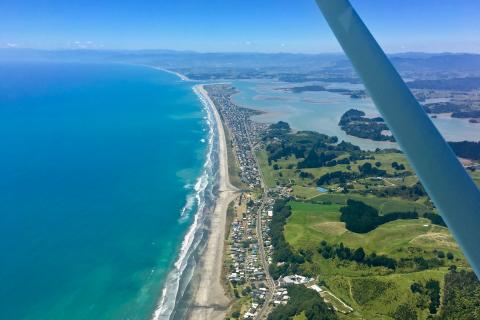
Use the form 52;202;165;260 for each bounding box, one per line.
243;119;275;319
254;194;274;319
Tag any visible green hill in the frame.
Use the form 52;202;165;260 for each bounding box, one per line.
282;200;468;319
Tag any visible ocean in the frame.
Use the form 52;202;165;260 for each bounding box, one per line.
0;62;217;320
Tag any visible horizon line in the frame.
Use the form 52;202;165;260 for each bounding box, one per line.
1;47;480;56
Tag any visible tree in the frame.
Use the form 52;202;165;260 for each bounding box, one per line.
352;247;366;262
340;199;380;233
393;303;418;320
268;285;338;320
425;279;440;314
410;282;423;294
448;265;457;272
447;252;454;260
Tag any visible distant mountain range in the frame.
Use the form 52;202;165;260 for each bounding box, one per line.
2;48;480;77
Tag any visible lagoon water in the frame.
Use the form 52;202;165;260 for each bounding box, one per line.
232;80;480;150
0;63;210;320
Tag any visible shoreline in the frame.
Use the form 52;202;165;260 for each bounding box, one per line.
149;70;237;320
186;84;239;320
122;63;192;82
154;67;192;81
150;80;224;320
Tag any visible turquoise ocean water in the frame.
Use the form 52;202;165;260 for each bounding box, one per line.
0;62;214;320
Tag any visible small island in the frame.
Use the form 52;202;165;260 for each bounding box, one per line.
339;110;480;161
338;109;396;142
279;85;366;99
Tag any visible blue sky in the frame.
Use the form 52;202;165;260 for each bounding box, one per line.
1;0;479;53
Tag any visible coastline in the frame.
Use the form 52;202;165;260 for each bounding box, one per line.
186;84;239;320
154;67;191;81
151;79;217;320
149;68;237;320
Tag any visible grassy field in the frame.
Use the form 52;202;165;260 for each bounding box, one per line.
309;193;431;215
326;269;448;319
224;123;248;190
291;185;324;199
285;201;463;260
292;312;307;320
283;200;467;319
257;128;476;319
257;146;415;190
256;149;278;188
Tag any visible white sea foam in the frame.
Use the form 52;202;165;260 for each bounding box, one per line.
151;86;217;320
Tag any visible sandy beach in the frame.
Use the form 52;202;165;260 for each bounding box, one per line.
155;67;191;81
187;85;239;320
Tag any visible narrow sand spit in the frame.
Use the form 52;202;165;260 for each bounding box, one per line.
188;85;239;320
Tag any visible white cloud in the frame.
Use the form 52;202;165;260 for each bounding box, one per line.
72;40;95;49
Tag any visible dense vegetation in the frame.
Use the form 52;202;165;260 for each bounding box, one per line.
315;162;403;187
318;241;397;270
260;121;476;319
297;149;336;169
317;240;446;272
268;285;338;320
264;124;339;164
410;279;441;314
337;110;480;161
282;85;365;98
339;199;419;233
437;269;480;319
268;199;306;279
338;109;366;126
338;109;395;142
286;85;327;93
316;171;357;186
423;212;447;227
366;181;427;201
392;303;418;320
